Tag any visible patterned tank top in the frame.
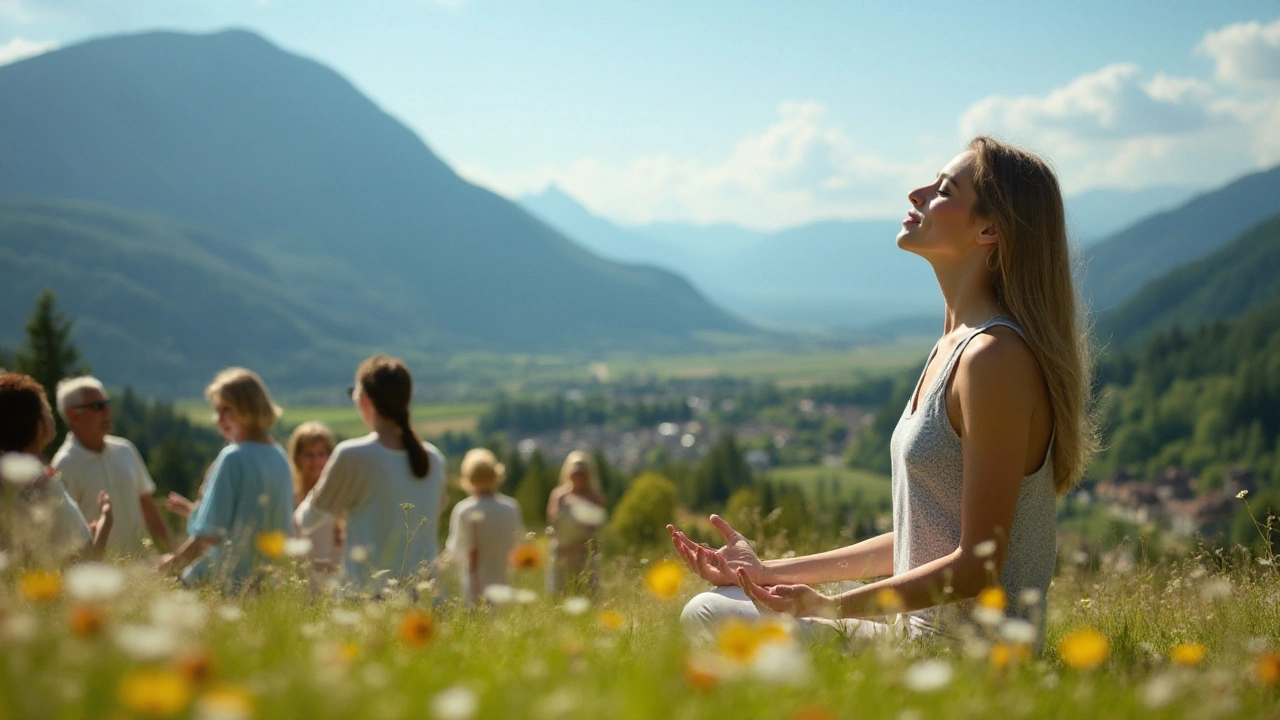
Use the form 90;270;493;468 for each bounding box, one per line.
889;316;1057;640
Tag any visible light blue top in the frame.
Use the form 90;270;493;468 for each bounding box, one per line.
183;441;294;588
296;433;445;590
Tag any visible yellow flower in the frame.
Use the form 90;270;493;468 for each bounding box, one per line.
875;588;905;613
644;560;684;600
755;619;793;645
1170;643;1206;666
254;531;286;559
336;641;360;663
1257;652;1280;686
399;609;435;646
68;604;106;638
20;570;61;602
976;586;1007;612
716;619;763;664
118;667;194;717
989;641;1030;669
597;610;625;630
509;542;544;570
1058;627;1110;671
195;685;255;720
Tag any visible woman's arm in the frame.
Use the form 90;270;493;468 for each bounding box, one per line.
545;485;566;524
742;333;1044;618
762;531;895;585
157;535;217;575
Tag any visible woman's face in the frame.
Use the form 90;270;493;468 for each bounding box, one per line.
213;398;247;442
896;151;995;260
298;439;331;486
569;461;589;490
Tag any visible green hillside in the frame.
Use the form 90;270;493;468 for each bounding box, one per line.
0;29;752;392
1084;163;1280;310
1096;211;1280;347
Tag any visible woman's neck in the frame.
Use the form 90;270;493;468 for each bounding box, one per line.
234;430;272;445
930;253;1004;334
369;415;405;449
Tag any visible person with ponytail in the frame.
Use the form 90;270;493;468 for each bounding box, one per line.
671;137;1097;652
295;356;447;591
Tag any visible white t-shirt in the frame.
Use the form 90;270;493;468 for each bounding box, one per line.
295;433;445;589
52;434;157;555
445;493;523;605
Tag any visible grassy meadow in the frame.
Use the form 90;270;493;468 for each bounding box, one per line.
175;401;486;440
1;544;1278;720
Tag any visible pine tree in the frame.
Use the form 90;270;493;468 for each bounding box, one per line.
14;290;89;448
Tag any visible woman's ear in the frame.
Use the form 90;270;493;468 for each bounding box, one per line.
977;224;1000;247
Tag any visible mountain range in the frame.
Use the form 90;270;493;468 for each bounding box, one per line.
0;29;750;392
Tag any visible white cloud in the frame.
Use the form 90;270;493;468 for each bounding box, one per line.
958;56;1280;193
459;101;942;229
1198;17;1280;88
0;36;58;66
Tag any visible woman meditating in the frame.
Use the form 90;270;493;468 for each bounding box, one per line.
670;137;1096;647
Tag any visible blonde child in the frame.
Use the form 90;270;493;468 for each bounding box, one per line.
445;448;523;605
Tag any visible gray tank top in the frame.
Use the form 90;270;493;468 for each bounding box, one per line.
890;316;1056;638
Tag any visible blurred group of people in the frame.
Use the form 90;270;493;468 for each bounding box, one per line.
0;355;607;602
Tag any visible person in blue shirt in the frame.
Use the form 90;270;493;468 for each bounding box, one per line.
157;367;293;589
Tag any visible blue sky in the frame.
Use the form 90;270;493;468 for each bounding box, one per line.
2;1;1278;229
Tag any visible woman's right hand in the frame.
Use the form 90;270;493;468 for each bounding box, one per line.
667;515;767;587
165;492;195;518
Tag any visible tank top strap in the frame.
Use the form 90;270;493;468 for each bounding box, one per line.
927;315;1025;412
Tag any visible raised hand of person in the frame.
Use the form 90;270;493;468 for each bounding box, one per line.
667;514;767;586
165;492;195;518
736;568;837;619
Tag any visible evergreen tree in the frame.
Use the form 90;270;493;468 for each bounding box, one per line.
14;290;89;448
605;472;679;553
514;450;557;530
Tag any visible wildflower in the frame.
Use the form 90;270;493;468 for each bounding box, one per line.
1058;627;1109;671
1200;578;1233;602
1140;672;1179;709
151;594;207;632
509;542;544;570
1000;619;1039;646
254;531;286;559
562;596;590;616
875;588;905;613
644;560;684;600
756;619;793;645
903;659;953;693
976;587;1007;611
331;609;362;627
430;686;478;720
2;613;37;643
65;562;125;603
1170;643;1206;666
20;569;61;602
597;610;625;630
0;453;43;484
1017;588;1043;607
567;500;608;527
974;540;997;558
717;619;763;663
114;624;179;662
482;584;516;606
194;685;255;720
399;609;435;646
176;649;217;685
989;641;1030;668
283;537;313;558
215;606;244;623
684;652;724;690
514;589;538;605
68;604;107;638
348;545;369;563
1257;652;1280;686
337;641;360;663
118;667;194;717
752;641;811;685
1236;489;1248;500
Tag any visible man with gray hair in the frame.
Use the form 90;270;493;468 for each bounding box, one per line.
52;376;172;555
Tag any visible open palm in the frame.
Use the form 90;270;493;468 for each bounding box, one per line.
667;514;766;586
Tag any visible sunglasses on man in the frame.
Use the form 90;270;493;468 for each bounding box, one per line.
71;400;111;412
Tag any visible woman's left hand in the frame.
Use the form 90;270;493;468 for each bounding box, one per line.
737;569;837;619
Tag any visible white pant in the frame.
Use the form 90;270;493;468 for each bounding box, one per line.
679;586;914;644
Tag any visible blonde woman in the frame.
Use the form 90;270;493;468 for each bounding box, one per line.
546;451;607;594
445;448;523;605
157;368;294;588
287;422;341;568
672;137;1096;650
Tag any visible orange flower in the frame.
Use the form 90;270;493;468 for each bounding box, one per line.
1170;643;1206;667
791;706;837;720
976;587;1008;612
68;604;106;638
644;560;684;600
509;542;544;570
254;531;286;559
1058;627;1109;671
684;653;722;690
1257;652;1280;686
399;609;435;646
175;649;216;685
20;570;61;602
989;641;1030;669
118;667;193;718
597;610;625;630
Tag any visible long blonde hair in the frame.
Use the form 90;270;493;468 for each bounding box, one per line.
287;421;336;501
967;136;1099;495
